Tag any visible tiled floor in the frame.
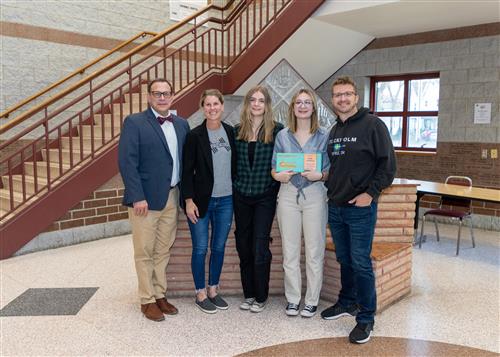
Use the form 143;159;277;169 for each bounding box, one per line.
1;223;498;356
0;287;98;316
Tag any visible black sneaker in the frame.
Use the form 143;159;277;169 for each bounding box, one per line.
321;303;359;320
195;298;217;314
349;322;374;344
208;294;229;310
285;302;299;316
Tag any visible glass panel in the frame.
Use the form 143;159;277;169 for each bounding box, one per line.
375;80;404;112
407;116;438;149
380;116;403;147
409;78;440;111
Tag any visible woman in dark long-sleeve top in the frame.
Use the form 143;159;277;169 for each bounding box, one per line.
182;89;236;314
233;85;283;313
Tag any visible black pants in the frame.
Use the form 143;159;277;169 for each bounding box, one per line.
233;188;278;303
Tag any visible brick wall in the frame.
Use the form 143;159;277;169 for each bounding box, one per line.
316;30;500;208
321;183;415;310
372;184;417;242
322;244;412;311
33;179;417;310
165;182;416;312
396;142;500;189
43;188;128;233
166;215;285;296
396;142;500;218
375;245;412;309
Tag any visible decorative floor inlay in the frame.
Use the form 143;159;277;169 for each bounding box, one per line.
0;287;98;317
235;336;498;357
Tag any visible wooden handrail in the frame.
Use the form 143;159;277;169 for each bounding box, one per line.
0;0;237;134
0;31;157;120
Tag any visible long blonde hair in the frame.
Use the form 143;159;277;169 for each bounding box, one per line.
238;85;276;144
288;88;319;134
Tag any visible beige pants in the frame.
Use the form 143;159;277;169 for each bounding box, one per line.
277;182;327;306
128;187;179;304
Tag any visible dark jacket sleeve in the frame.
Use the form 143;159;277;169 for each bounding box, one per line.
225;123;237;181
366;119;397;199
181;130;197;201
274;122;285;134
118;116;145;205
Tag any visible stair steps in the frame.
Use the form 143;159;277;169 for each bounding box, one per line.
24;161;71;179
60;136;114;151
79;124;120;139
2;175;48;195
0;189;24;211
42;148;92;165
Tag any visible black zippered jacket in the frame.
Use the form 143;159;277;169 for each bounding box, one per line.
326;107;396;205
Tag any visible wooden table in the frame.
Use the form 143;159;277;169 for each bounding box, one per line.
406;179;500;232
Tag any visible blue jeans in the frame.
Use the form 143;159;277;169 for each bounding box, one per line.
188;195;233;291
328;202;378;324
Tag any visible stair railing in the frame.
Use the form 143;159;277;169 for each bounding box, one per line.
0;0;293;221
0;31;157;122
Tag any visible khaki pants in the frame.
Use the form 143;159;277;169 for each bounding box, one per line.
277;182;327;306
129;187;179;304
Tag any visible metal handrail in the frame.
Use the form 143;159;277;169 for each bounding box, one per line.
0;0;296;222
0;0;236;134
0;31;157;120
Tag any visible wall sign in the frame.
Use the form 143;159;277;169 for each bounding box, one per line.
170;1;208;23
473;103;491;124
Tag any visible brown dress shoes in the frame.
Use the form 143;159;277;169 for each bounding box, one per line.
156;298;179;315
141;302;165;321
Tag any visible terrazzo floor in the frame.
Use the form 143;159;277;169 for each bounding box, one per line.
1;223;498;356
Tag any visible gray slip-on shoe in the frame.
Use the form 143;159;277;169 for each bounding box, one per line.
196;298;217;314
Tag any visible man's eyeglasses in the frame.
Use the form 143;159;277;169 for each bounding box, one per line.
150;91;172;99
332;91;356;99
294;100;313;107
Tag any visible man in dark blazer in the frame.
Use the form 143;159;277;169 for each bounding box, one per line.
118;78;190;321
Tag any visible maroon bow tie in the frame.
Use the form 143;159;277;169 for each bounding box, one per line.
157;115;173;125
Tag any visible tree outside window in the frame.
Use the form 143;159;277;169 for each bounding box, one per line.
370;73;439;151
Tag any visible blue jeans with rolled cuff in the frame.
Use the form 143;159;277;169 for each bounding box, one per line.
328;201;378;324
188;195;233;291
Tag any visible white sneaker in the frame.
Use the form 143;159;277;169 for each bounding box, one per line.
285;302;300;316
250;300;267;313
300;304;317;318
239;298;255;310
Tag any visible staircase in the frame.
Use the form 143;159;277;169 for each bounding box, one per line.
0;0;325;259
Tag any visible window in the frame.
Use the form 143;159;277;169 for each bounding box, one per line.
370;73;439;151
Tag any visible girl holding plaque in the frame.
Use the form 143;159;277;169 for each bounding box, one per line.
233;85;284;313
271;88;330;318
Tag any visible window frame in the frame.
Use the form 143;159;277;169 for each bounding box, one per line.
369;72;440;152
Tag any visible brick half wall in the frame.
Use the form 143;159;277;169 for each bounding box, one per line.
43;188;129;233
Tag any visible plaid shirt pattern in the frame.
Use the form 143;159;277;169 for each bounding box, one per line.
233;123;284;196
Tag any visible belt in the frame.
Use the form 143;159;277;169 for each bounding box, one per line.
170;183;178;189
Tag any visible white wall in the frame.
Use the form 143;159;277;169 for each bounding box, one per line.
1;1;172;38
0;0;175;112
234;18;373;95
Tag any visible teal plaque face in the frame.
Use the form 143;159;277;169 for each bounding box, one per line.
276;153;322;172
